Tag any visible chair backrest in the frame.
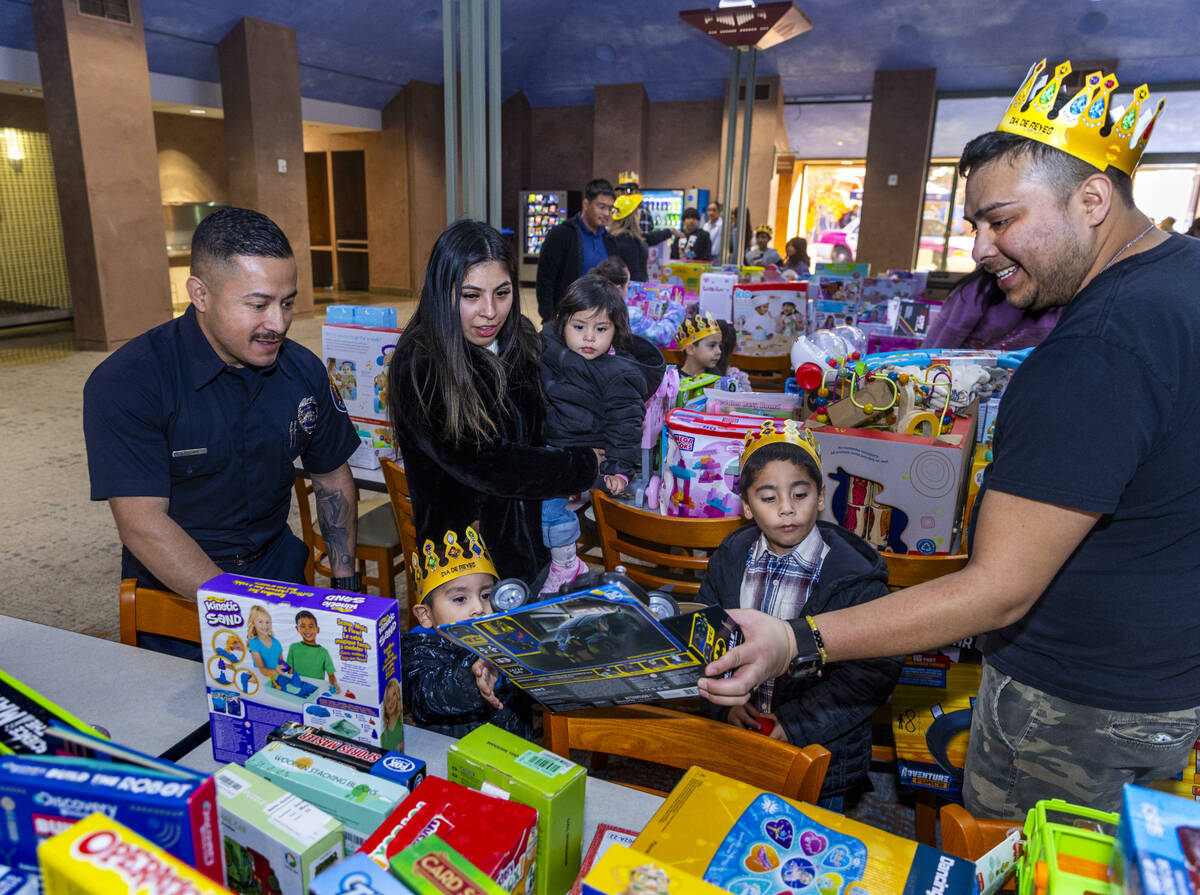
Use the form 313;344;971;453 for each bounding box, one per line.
118;578;201;646
728;352;791;392
293;475;330;582
940;802;1023;861
380;457;420;628
591;490;743;595
659;347;684;366
882;551;969;590
543;704;831;803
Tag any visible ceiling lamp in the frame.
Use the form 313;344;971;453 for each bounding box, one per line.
679;0;812;50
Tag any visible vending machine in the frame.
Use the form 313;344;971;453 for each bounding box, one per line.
684;188;711;218
518;189;580;283
641;189;684;230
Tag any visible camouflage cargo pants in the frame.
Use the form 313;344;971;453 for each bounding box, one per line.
963;661;1200;818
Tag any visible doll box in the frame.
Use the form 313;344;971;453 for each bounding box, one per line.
807;404;978;556
309;853;416;894
215;763;344;895
391;835;508;895
37;814;235;895
359;776;537;895
246;741;409;853
1113;784;1200;895
0;754;223;885
732;283;808;355
197;574;403;767
322;323;401;421
581;844;728;895
632;767;977;895
448;723;586;895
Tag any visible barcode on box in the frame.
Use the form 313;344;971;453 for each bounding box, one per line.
516;749;572;777
656;687;698;699
215;769;250;799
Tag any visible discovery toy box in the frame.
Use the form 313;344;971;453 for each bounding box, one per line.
359;776;537;895
37;814;235;895
582;844;728;895
198;574;403;766
267;722;425;791
633;767;977;895
0;753;223;884
809;402;978;555
0;863;35;895
448;723;586;895
391;835;507;895
309;853;415;894
322;321;402;470
215;763;343;895
246;741;409;852
733;282;808;353
1113;784;1200;895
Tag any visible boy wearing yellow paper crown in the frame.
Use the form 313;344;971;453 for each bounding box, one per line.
401;524;532;738
697;420;902;810
676;311;724;377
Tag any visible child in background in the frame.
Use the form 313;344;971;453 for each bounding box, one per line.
697;420;902;809
713;320;753;391
589;256;631;300
287;610;339;693
539;274;666;593
246;604;285;682
677;311;724;378
402;525;531;738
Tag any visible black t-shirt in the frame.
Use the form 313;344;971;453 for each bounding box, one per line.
981;234;1200;711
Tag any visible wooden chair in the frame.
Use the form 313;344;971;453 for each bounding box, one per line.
882;551;969;590
729;352;792;392
659;347;684;366
379;457;420;632
940;802;1023;864
118;578;201;647
591;490;743;596
292;475;404;601
543;703;831;803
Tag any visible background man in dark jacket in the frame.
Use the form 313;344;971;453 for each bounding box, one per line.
536;179;618;324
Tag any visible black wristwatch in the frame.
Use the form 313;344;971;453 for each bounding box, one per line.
330;572;363;593
788;615;827;678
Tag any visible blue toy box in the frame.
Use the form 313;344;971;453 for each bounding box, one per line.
198;575;403;766
308;853;416;894
1113;784;1200;895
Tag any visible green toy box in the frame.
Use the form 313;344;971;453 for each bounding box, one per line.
215;763;344;895
390;835;507;895
448;724;586;895
246;740;409;853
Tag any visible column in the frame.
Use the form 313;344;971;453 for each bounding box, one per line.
856;68;937;273
218;18;313;315
32;0;171;350
402;81;447;293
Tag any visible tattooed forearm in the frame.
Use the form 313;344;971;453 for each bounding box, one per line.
312;465;358;577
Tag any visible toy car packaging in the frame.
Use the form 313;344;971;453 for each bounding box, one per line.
0;753;222;885
215;763;344;895
633;767;976;895
197;575;403;766
582;844;728;895
448;724;586;895
308;853;416;895
1113;784;1200;895
390;835;507;895
358;776;537;895
37;813;234;895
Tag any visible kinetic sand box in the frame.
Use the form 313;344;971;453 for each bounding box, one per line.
198;575;403;766
633;767;976;895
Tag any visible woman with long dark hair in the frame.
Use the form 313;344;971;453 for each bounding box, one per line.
388;220;599;583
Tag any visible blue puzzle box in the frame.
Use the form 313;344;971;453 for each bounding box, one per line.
197;574;403;766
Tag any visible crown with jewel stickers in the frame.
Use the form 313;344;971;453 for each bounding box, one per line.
676;311;721;350
996;59;1164;176
411;525;498;604
742;419;821;469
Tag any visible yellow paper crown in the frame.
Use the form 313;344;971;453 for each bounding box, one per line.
742;419;821;469
755;223;774;237
411;525;497;604
617;170;640;186
676;312;721;350
996;59;1164;176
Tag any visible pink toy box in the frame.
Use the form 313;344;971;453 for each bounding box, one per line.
658;409;766;518
198;575;403;766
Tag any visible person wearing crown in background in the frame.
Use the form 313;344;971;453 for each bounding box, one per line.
697;420;902;812
401;524;531;739
701;59;1200;818
676;312;725;378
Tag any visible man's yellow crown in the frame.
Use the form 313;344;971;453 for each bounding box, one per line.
742;419;821;469
676;312;721;350
411;525;497;604
996;59;1163;176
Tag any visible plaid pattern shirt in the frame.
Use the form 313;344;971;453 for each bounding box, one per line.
739;525;829;712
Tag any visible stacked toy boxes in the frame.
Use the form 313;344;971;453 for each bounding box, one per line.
321;313;401;470
198;575;403;767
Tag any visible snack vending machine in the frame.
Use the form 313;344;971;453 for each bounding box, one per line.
518;189;580;283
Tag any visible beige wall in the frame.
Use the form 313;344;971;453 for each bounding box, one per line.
154;112;227;203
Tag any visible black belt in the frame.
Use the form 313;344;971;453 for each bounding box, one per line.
214;545;269;568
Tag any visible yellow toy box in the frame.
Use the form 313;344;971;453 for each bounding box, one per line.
582;844;727;895
38;813;235;895
660;262;711;296
633;767;977;895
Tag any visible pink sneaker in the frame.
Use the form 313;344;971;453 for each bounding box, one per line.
540;557;588;595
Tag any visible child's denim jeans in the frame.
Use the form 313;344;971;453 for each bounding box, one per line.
542;498;581;549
